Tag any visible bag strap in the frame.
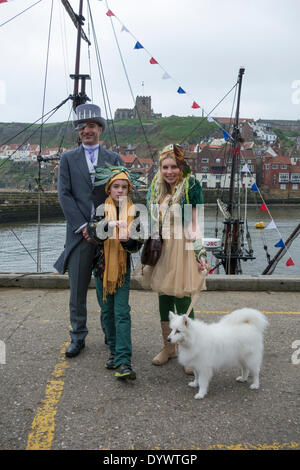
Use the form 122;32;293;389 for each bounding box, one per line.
185;293;199;317
159;199;172;236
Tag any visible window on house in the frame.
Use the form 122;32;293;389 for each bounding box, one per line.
272;164;278;169
291;173;300;182
279;173;289;182
280;184;286;190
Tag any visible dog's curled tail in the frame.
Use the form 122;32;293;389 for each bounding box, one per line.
222;308;268;332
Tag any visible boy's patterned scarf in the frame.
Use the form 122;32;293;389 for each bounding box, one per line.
103;195;135;301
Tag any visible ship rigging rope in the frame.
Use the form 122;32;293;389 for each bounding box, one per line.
87;14;94;103
0;0;43;28
104;0;155;160
0;96;71;170
58;0;71;98
87;0;119;149
179;80;239;146
39;0;54;155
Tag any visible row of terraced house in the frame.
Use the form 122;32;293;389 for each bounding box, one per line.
1;116;300;192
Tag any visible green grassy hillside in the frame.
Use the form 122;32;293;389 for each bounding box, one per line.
0;116;218;156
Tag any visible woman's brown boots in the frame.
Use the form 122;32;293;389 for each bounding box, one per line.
152;321;194;375
152;321;177;365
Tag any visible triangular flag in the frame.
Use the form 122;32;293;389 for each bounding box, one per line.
266;220;276;230
177;87;186;94
121;25;129;32
251;183;258;191
223;130;230;140
134;41;144;49
191;101;200;109
106;9;115;16
150;57;158;64
241;164;250;173
260;202;267;211
162;72;171;79
275;239;285;248
286;257;295;267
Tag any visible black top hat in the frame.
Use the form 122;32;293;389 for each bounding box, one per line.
74;104;106;131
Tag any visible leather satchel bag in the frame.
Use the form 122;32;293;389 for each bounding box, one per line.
141;203;171;267
141;232;163;266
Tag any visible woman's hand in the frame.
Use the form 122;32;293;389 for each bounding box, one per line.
197;257;209;272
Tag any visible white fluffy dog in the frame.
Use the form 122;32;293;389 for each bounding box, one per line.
168;308;268;399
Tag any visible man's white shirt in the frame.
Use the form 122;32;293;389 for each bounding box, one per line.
75;144;99;233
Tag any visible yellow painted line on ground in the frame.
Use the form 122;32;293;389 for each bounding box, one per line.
194;310;300;315
132;310;300;315
206;442;300;450
26;342;70;450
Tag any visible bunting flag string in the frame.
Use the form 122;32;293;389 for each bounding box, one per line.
102;1;295;270
286;257;295;267
102;1;234;141
238;147;296;268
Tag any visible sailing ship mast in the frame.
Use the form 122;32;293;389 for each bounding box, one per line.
35;0;90;272
62;0;91;110
214;67;255;274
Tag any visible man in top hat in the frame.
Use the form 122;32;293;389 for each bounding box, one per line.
54;103;122;357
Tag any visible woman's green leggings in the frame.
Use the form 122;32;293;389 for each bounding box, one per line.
158;294;194;321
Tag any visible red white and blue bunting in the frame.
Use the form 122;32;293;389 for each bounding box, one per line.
240;149;295;268
103;1;295;271
102;1;233;139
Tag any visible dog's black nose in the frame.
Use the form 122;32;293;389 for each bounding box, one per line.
167;338;171;342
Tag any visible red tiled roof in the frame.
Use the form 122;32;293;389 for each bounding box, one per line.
264;154;291;164
120;154;137;163
213;117;254;124
138;158;154;167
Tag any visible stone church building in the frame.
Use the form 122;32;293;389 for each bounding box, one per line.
114;96;162;120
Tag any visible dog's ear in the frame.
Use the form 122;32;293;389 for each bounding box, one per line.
183;314;190;328
169;311;175;321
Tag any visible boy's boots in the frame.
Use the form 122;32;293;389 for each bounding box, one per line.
152;321;177;365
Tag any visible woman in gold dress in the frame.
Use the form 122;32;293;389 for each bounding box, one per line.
145;144;209;369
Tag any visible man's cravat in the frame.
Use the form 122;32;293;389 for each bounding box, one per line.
87;148;97;165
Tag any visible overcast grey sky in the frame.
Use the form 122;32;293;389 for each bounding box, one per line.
0;0;299;124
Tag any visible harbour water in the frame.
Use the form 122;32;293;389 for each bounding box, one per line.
0;207;299;276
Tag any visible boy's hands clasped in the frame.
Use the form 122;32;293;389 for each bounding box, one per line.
108;220;129;241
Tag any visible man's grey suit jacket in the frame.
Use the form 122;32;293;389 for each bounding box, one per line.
54;144;122;274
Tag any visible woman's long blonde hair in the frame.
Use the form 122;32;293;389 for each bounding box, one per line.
149;151;188;206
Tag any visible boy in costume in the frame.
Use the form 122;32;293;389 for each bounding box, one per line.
88;166;143;380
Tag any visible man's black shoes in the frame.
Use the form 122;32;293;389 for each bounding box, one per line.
65;340;85;358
